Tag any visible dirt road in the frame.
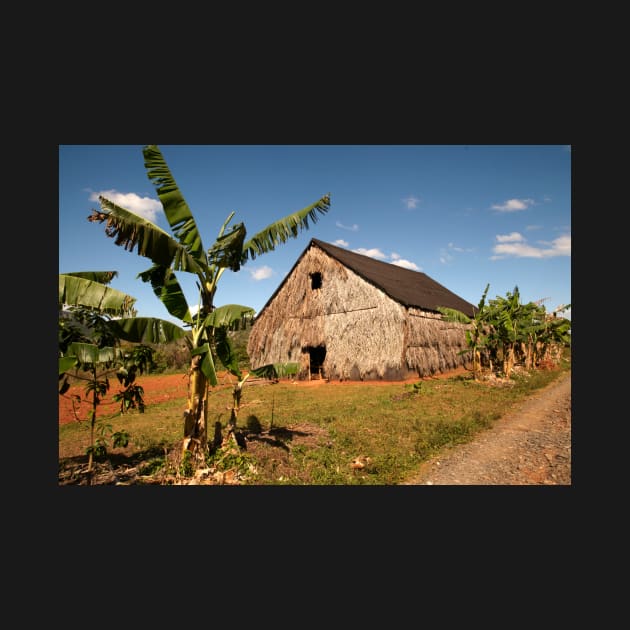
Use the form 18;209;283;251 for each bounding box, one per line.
401;372;572;485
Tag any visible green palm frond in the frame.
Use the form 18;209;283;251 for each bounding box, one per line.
192;343;217;386
89;197;205;275
59;274;137;317
137;265;193;324
59;356;78;375
476;283;490;313
217;212;236;238
67;343;121;366
251;362;299;379
214;327;241;378
203;304;255;330
437;306;471;324
64;271;118;284
207;220;247;271
241;193;331;262
109;317;187;344
143;145;206;261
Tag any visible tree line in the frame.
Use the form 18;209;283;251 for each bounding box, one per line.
439;284;571;381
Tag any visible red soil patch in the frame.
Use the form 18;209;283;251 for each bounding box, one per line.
58;366;470;425
58;372;192;426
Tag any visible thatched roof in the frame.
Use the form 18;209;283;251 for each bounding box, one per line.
255;238;477;319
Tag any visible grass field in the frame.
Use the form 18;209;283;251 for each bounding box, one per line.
58;355;570;485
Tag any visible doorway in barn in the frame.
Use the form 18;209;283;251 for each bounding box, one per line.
307;345;326;380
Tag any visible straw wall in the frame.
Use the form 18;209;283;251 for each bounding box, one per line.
404;307;471;375
247;245;471;380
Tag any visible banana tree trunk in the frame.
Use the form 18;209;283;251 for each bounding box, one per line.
88;407;96;472
182;354;208;460
503;343;516;378
472;349;481;381
87;364;98;485
222;381;244;449
523;341;533;370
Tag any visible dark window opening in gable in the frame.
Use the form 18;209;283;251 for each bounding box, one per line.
310;272;322;290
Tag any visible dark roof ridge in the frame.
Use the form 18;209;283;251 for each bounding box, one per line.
310;238;476;316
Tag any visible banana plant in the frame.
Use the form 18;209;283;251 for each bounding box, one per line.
59;271;137;318
59;271;187;375
539;304;572;365
517;300;548;369
59;271;187;478
438;283;490;381
88;145;331;460
487;286;526;378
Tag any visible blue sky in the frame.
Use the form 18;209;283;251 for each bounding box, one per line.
59;145;571;323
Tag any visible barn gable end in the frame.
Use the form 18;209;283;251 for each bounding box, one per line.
247;239;475;380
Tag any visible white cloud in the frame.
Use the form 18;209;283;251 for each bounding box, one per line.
439;249;453;264
336;221;359;232
353;247;387;260
392;258;420;271
495;232;525;243
447;242;473;253
491;198;535;212
441;242;475;262
90;189;163;222
402;196;421;209
334;239;349;247
353;246;421;270
547;234;571;255
491;233;571;259
249;265;274;280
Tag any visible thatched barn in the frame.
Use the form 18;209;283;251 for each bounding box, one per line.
247;238;476;381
